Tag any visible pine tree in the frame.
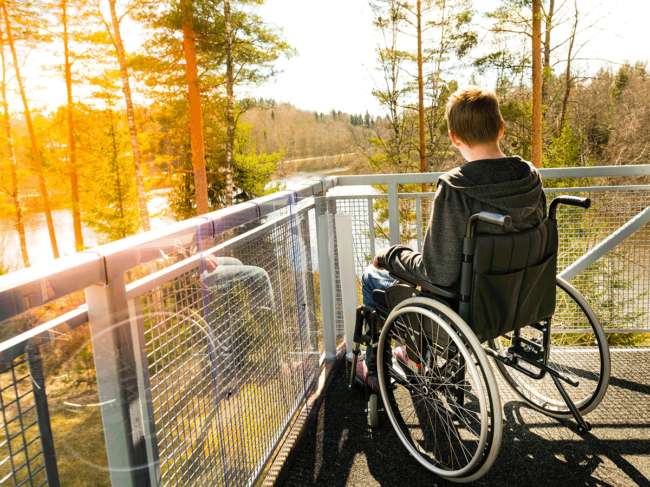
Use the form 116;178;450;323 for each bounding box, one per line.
0;21;28;267
101;0;151;230
2;0;59;258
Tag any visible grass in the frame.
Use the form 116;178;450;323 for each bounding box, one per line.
48;390;111;486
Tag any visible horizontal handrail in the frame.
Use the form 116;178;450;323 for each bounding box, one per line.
0;306;88;365
0;204;315;365
0;179;332;324
0;165;648;325
334;164;650;186
125;205;313;301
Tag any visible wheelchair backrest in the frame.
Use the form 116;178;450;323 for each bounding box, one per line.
470;218;558;342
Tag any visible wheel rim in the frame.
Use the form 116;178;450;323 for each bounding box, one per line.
491;280;608;415
378;306;490;478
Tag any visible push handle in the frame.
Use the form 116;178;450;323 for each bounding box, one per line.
466;211;513;237
549;196;591;220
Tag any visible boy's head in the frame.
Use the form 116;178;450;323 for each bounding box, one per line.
446;86;504;156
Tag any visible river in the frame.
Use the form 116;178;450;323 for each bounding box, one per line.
0;168;377;272
0;189;173;270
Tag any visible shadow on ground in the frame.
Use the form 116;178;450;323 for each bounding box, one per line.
283;348;650;487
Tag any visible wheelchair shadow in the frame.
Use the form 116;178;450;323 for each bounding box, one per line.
283;361;650;487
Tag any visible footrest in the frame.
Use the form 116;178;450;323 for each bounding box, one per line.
355;361;379;393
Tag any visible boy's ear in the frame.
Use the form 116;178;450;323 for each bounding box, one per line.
449;130;462;147
498;120;505;139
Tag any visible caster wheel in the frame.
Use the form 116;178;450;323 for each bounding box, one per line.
576;421;592;436
369;394;379;428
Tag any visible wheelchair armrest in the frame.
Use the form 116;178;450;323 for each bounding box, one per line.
388;269;458;299
549;196;591;220
466;212;513;237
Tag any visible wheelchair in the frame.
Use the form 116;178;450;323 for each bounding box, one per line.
349;196;611;482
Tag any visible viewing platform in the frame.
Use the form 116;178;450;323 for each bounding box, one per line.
0;164;649;487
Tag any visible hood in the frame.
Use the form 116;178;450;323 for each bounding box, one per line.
438;156;544;222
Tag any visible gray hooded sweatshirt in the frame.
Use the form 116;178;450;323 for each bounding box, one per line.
376;156;546;287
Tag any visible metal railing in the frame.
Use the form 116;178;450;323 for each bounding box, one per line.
0;165;648;486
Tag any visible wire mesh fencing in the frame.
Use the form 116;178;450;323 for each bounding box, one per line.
324;186;650;333
137;204;320;487
0;355;48;487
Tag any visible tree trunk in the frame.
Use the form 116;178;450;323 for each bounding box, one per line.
224;0;235;207
107;0;151;230
558;2;578;134
417;0;426;190
542;0;554;107
181;0;209;215
62;0;83;250
0;23;28;267
531;0;543;168
2;1;59;258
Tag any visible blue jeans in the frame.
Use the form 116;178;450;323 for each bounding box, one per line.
361;265;395;371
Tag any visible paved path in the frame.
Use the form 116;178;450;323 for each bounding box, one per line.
283;348;650;487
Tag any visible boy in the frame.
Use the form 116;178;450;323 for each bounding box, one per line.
362;86;546;367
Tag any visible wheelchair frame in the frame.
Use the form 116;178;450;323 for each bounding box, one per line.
349;195;610;480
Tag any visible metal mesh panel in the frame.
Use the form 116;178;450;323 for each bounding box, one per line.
550;188;650;331
323;198;381;335
0;357;47;487
139;207;319;487
326;187;650;332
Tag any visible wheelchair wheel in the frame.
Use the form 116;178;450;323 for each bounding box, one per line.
369;394;379;428
489;277;610;418
377;297;502;482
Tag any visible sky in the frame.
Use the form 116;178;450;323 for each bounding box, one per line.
250;0;650;115
10;0;650;117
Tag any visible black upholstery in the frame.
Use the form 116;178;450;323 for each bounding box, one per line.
380;218;559;343
470;218;558;342
372;289;388;309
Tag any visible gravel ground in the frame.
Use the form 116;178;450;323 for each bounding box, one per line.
283;348;650;487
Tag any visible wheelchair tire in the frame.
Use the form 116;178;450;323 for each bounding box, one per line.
377;297;502;483
489;277;610;419
369;394;379;428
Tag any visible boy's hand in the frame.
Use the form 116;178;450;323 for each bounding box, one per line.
373;255;384;270
203;254;219;273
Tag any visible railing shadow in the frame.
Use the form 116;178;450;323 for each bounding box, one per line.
283;360;650;487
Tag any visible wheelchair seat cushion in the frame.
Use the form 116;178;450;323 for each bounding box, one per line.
470;218;558;342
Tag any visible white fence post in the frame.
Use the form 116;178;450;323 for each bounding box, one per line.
334;215;358;360
85;274;154;487
317;212;337;361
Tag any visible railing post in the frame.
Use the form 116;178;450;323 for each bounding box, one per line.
27;345;60;487
85;273;153;487
334;215;358;360
316;209;337;361
416;195;422;252
388;183;400;245
368;197;375;259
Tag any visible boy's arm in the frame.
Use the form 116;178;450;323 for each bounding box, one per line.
374;185;447;281
420;182;469;287
375;244;427;280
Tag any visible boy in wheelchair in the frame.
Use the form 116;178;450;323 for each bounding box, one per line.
362;86;546;374
353;87;609;481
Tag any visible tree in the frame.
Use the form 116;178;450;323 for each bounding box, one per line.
82;71;142;242
100;0;151;231
0;21;28;267
223;0;234;206
181;0;209;214
416;0;425;183
134;0;293;214
365;0;416;173
2;0;59;258
531;0;542;168
57;0;84;250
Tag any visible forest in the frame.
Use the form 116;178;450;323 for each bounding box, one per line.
0;0;649;274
